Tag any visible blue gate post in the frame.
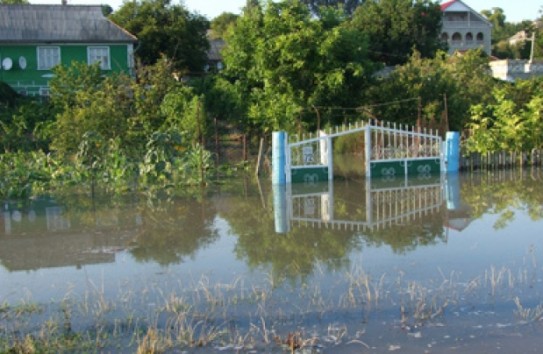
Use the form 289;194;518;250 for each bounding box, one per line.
273;184;289;234
272;131;287;185
445;132;460;173
445;173;461;210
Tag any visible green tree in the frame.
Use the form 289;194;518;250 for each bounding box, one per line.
365;51;452;128
365;49;496;132
481;7;506;35
209;12;238;39
1;84;54;153
350;0;445;65
444;49;497;130
481;8;538;59
161;86;207;146
190;75;244;141
221;0;265;135
125;57;180;153
222;0;376;135
0;100;54;153
109;0;209;74
49;62;133;158
300;0;364;16
101;4;113;16
466;79;543;154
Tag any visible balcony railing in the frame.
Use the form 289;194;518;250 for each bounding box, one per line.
442;21;489;29
449;42;485;51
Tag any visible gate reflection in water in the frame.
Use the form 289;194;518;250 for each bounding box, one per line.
274;173;465;234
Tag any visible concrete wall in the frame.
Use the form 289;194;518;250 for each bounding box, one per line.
489;59;543;81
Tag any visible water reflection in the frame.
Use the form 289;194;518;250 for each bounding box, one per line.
1;170;543;276
274;174;459;253
3;171;543;352
0;197;129;271
0;193;218;271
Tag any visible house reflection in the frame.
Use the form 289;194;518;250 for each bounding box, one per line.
0;193;218;272
0;198;138;272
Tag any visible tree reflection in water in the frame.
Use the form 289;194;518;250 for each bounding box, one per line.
3;171;543;352
2;170;543;278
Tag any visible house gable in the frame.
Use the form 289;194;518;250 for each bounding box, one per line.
440;0;492;55
441;0;491;25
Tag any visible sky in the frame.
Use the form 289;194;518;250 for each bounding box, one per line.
28;0;542;23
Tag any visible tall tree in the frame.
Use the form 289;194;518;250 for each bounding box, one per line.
300;0;364;16
365;49;496;132
209;12;239;39
222;0;377;134
220;0;265;134
481;7;539;59
350;0;445;65
109;0;209;74
481;7;505;30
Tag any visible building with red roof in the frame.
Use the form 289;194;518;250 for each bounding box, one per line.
440;0;492;55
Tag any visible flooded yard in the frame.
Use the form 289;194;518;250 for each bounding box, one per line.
2;170;543;352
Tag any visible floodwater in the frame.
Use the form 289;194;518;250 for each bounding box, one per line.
2;170;543;352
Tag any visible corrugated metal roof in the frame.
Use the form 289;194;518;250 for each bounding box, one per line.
0;5;137;43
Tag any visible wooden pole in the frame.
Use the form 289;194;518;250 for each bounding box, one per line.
214;117;220;165
417;96;422;127
255;137;264;177
196;101;204;184
243;134;248;162
313;106;321;132
443;93;449;135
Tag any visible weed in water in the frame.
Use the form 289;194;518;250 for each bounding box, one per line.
514;297;543;323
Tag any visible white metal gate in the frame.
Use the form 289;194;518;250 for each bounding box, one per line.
285;120;443;183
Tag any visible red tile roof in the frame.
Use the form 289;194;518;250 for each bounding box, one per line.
440;0;456;11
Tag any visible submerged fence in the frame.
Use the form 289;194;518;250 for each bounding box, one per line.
460;150;543;171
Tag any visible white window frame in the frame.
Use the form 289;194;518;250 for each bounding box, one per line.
37;46;61;70
39;87;50;97
87;46;111;70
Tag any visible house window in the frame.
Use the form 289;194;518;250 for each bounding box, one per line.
39;87;50;97
476;33;484;42
465;32;473;44
37;46;61;70
88;46;110;70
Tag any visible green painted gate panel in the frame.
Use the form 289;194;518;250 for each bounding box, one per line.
370;161;405;178
291;167;329;184
371;158;441;178
406;159;441;176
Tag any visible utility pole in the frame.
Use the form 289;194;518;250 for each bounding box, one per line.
529;31;536;64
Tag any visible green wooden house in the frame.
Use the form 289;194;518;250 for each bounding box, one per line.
0;4;137;97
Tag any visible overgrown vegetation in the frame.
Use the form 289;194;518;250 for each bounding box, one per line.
0;60;218;198
1;0;543;198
